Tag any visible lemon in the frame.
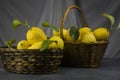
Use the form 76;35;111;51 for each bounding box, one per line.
76;30;81;42
17;40;31;49
49;36;64;49
27;41;42;49
53;30;59;36
76;27;92;42
48;42;57;49
62;29;67;40
53;29;67;40
93;27;110;41
79;27;91;35
81;32;96;43
26;27;47;44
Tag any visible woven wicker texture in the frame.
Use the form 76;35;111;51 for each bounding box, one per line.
61;41;108;67
0;48;63;74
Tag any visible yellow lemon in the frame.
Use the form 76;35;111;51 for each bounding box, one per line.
49;36;64;49
26;27;47;44
76;27;92;42
93;27;110;41
53;29;67;40
27;41;43;49
17;40;31;49
79;27;91;35
81;32;96;43
76;30;81;42
53;30;59;36
48;42;57;49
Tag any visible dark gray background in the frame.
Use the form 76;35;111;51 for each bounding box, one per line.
0;0;120;58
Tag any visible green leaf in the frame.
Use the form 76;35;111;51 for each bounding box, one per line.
12;19;31;29
40;40;54;51
102;13;115;30
12;19;22;28
42;21;50;27
4;39;16;48
116;23;120;30
69;26;79;41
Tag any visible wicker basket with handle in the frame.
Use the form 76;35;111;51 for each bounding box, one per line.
60;5;108;67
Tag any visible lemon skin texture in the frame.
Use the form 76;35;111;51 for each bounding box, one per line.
93;27;110;41
26;27;47;44
17;40;31;49
49;36;64;49
27;41;43;49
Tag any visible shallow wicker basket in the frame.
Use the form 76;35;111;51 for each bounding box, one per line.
60;5;108;67
0;47;63;74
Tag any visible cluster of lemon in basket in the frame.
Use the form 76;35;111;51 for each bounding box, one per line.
12;19;64;51
17;27;63;50
52;13;120;43
11;13;119;50
53;27;109;43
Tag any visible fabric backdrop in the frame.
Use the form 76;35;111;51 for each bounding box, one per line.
0;0;120;58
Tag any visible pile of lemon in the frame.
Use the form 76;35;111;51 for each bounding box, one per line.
53;27;109;43
17;27;64;50
17;25;109;50
52;13;119;43
16;20;110;50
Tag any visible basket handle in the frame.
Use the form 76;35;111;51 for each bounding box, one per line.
60;5;88;39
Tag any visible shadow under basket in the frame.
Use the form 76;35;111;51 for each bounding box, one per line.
61;41;108;68
0;48;63;74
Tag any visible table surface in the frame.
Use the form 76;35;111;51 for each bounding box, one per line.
0;58;120;80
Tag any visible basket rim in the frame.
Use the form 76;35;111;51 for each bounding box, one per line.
0;47;63;53
64;40;109;44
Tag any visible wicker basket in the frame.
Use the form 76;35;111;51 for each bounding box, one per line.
60;5;108;67
0;47;63;74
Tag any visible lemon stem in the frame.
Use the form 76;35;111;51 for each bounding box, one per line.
23;21;31;29
23;24;31;28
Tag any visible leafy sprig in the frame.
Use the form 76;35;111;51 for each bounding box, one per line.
4;39;16;48
12;19;31;29
40;40;55;51
42;21;59;32
116;23;120;30
102;13;120;30
41;21;61;51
